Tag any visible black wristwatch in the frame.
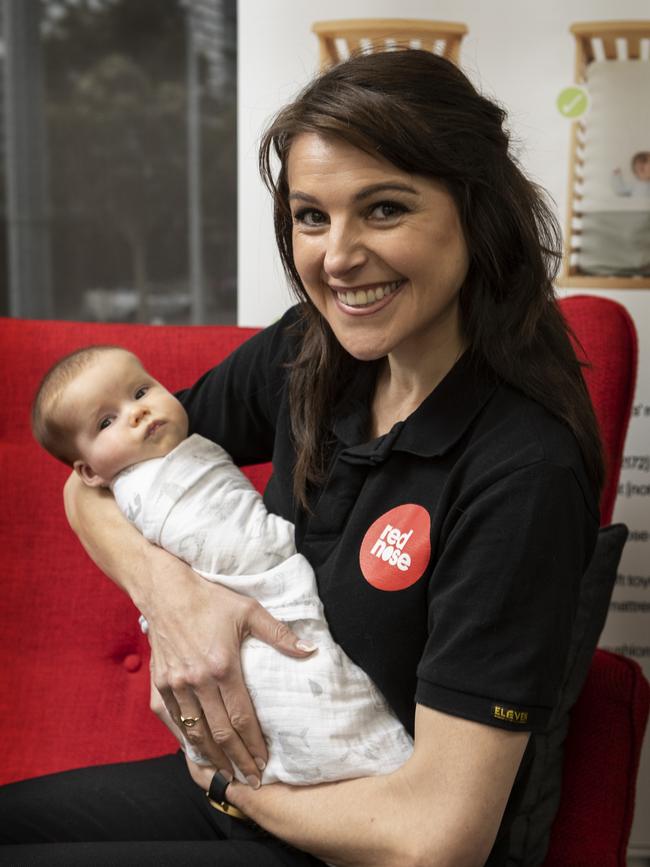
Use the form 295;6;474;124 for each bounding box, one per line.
207;771;248;821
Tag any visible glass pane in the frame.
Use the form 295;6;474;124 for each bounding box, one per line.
1;0;236;324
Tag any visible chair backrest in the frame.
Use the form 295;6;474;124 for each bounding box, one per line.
559;295;638;524
543;296;648;866
0;316;265;785
0;300;645;860
544;649;650;866
311;18;467;69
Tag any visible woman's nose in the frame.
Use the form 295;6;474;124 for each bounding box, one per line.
323;225;367;278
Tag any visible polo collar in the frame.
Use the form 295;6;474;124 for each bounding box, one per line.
393;352;498;457
333;352;498;460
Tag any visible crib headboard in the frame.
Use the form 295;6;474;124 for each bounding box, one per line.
560;21;650;290
311;19;468;70
571;21;650;75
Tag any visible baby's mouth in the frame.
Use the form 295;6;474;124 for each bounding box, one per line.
146;420;165;438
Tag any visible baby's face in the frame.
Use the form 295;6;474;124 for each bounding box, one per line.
65;349;189;486
633;154;650;181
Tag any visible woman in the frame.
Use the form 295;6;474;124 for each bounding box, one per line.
1;49;601;867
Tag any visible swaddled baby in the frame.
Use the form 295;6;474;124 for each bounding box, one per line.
32;345;413;786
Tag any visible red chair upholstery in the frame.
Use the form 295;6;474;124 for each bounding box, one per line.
544;649;650;867
542;296;649;866
0;317;270;783
0;299;647;865
560;295;639;526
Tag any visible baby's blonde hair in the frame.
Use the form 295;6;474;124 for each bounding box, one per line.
32;345;130;466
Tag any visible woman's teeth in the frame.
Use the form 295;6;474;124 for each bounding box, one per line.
337;280;402;308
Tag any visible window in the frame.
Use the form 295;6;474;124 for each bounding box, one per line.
1;0;236;323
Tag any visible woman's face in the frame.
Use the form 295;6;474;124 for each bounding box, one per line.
287;133;469;367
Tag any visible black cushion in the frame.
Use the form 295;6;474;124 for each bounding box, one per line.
507;523;628;866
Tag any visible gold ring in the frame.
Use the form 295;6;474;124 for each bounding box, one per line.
180;710;204;728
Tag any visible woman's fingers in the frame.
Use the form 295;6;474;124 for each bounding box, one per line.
205;599;318;777
177;705;204;731
152;668;234;776
195;658;267;786
246;602;318;658
146;581;318;787
155;662;264;785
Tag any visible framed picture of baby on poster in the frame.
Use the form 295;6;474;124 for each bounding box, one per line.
561;21;650;288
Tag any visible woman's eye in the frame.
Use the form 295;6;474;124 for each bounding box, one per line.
369;201;406;220
135;386;149;399
293;208;327;227
98;417;112;431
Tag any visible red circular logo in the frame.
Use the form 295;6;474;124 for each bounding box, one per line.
359;504;431;591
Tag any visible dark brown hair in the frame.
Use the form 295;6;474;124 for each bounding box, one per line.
32;345;128;465
632;151;650;172
259;49;604;508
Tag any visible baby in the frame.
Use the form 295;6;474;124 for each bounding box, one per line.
612;150;650;198
32;345;413;786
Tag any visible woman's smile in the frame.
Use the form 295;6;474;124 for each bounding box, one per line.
330;279;405;313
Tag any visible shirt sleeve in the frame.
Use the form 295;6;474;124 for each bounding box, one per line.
176;306;301;467
415;460;599;732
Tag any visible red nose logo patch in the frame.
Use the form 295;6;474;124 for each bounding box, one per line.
359;504;431;591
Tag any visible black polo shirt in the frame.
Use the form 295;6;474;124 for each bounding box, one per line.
179;305;599;856
181;304;599;732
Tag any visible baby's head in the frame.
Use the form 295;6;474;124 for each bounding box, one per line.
32;346;189;487
631;151;650;182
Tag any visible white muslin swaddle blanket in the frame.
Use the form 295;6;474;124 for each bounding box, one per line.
112;434;413;785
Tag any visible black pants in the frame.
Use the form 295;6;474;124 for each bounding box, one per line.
0;752;326;866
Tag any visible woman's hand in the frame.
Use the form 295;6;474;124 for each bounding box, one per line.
64;472;316;786
145;560;315;785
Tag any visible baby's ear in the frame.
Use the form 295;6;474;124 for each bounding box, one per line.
73;460;108;488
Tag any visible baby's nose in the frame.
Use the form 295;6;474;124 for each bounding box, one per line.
130;404;150;425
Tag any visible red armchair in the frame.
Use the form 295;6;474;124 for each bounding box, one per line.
542;296;649;866
0;295;647;865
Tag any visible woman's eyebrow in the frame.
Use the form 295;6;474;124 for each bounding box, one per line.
288;190;319;204
353;182;419;201
288;182;419;204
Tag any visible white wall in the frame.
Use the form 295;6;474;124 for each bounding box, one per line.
238;1;650;858
237;0;648;325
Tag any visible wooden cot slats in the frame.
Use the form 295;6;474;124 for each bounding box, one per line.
312;19;468;68
320;32;466;63
571;22;650;75
561;274;649;288
627;36;642;58
601;37;619;59
312;19;648;289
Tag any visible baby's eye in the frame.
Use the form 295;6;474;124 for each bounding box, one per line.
293;208;328;228
135;386;149;400
368;201;407;221
98;417;112;431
